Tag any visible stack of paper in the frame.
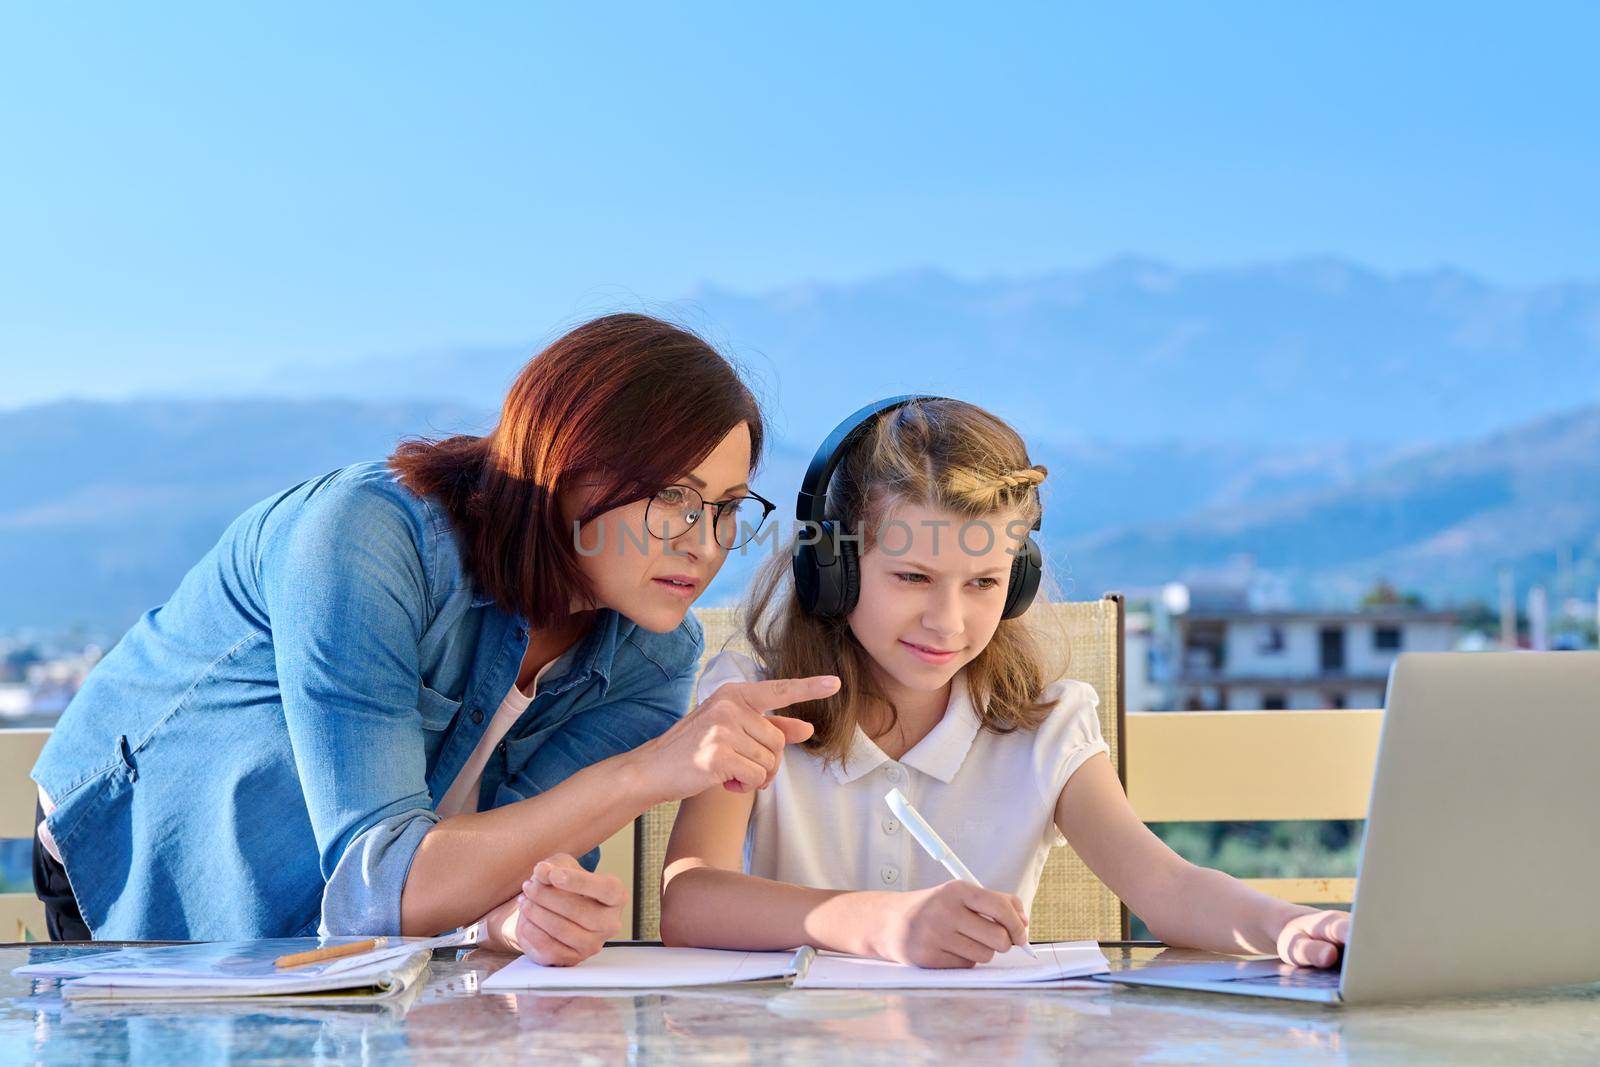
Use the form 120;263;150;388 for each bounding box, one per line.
15;928;474;1002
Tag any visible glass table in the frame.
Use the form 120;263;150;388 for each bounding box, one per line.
2;942;1596;1065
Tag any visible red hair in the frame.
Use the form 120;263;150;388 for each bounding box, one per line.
390;314;765;626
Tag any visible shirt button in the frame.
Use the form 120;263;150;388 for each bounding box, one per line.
885;766;904;784
470;708;484;725
497;741;507;755
882;817;900;835
880;865;899;885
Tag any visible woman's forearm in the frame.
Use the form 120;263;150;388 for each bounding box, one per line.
1142;864;1312;955
400;749;660;936
660;865;886;957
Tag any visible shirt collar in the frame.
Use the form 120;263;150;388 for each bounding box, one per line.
829;729;891;784
486;603;624;698
828;671;983;785
531;608;621;699
570;609;622;690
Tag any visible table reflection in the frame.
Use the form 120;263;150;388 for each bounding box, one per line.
2;944;1596;1066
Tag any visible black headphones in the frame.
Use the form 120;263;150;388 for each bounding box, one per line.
792;395;1043;621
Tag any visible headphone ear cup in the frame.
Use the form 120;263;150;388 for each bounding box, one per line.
795;520;857;618
792;537;824;616
834;535;861;618
1001;535;1043;620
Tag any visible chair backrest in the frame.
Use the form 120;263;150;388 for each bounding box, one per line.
633;596;1128;942
0;728;49;941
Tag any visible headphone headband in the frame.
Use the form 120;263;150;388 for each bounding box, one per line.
794;394;941;526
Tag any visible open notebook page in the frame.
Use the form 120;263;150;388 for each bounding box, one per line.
481;946;804;990
794;940;1109;989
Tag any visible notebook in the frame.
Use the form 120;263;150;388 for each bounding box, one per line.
793;940;1110;989
15;927;475;1002
54;950;435;1003
482;945;804;990
481;941;1109;990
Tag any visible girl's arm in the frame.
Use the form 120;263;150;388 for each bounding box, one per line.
1055;753;1349;967
659;781;870;953
660;780;1027;967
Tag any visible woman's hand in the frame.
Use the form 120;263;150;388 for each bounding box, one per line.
1275;909;1350;968
629;675;839;802
514;853;627;967
865;881;1030;969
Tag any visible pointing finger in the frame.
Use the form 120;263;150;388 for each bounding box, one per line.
732;676;841;714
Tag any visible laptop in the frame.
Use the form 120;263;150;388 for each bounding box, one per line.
1096;651;1600;1004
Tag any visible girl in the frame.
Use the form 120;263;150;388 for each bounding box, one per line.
660;398;1349;969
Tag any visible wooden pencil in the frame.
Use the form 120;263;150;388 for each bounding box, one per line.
274;937;388;969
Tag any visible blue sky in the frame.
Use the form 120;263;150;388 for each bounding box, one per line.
2;1;1596;407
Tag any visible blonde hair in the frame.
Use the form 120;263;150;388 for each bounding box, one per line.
743;399;1058;763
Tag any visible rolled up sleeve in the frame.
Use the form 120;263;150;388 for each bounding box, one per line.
261;485;439;935
318;811;438;936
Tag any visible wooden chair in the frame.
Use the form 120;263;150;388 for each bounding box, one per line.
630;597;1130;942
0;729;49;941
1124;709;1380;904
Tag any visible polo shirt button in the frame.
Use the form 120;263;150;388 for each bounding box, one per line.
882;816;899;834
470;708;484;725
885;766;903;784
880;865;899;885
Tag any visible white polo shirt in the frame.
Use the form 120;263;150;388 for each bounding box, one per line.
695;650;1109;915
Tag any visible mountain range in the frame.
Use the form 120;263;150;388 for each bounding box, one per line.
248;257;1600;448
2;395;1594;635
5;257;1597;634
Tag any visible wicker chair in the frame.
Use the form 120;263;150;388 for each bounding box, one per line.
0;729;49;941
633;596;1128;942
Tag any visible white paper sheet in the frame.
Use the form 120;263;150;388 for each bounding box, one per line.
481;945;803;990
794;940;1109;989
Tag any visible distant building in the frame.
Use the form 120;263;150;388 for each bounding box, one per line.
1124;609;1160;713
0;640;102;727
1167;607;1456;711
0;683;30;720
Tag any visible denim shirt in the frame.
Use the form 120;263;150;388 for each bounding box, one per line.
31;461;702;941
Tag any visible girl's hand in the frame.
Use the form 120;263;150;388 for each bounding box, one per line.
1275;909;1350;968
868;881;1030;969
515;853;627;967
630;676;838;801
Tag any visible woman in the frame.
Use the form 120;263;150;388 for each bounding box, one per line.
31;313;837;959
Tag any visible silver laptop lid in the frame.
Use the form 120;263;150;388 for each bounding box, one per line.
1341;652;1600;1003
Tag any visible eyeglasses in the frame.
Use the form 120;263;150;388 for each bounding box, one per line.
645;484;776;550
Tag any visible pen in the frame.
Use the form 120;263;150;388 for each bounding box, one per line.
883;788;1038;959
